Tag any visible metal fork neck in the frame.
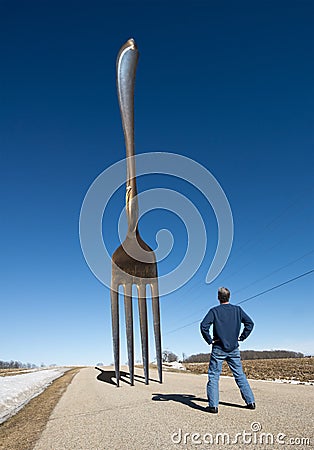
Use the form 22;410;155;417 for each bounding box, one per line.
116;39;139;233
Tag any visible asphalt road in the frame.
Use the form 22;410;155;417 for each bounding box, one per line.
34;366;313;450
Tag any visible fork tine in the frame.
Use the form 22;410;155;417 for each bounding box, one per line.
110;286;120;387
137;284;149;384
151;281;162;383
124;283;134;386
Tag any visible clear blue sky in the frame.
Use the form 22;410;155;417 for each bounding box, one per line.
1;0;313;366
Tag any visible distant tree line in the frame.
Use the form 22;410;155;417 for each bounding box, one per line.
240;350;304;360
183;353;209;363
0;360;37;369
184;350;304;363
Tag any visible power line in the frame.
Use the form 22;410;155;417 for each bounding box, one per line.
165;269;314;335
166;251;313;331
223;221;310;283
229;186;313;259
165;318;201;335
233;250;314;295
173;246;310;331
164;187;313;312
236;269;314;305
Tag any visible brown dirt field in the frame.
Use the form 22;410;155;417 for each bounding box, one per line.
184;357;314;382
0;367;81;450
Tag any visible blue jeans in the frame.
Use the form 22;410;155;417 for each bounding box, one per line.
207;346;255;407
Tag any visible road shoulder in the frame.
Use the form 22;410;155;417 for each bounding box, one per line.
0;367;81;450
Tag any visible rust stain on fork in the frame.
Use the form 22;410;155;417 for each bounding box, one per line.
111;38;162;387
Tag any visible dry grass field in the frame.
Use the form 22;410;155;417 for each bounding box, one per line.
0;368;39;377
0;367;66;377
183;357;314;382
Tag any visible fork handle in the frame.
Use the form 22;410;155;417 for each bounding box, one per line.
116;38;139;233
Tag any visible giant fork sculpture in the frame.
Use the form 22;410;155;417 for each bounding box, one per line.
111;38;162;386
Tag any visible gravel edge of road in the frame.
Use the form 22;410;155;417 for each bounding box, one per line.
0;367;81;450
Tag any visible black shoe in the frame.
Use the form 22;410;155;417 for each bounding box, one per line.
246;402;256;409
206;406;218;414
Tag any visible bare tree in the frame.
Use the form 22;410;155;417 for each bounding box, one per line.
162;350;178;363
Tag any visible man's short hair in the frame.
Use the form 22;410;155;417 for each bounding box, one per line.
218;287;230;303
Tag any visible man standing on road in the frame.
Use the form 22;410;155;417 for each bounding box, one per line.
200;287;255;414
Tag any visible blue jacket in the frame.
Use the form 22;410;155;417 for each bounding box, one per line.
200;303;254;352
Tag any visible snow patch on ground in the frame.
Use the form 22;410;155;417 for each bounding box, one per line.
0;368;70;423
273;378;313;385
163;361;186;370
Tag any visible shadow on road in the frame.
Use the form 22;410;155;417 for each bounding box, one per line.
152;393;208;412
95;367;159;386
152;394;246;411
219;401;247;409
95;367;129;386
